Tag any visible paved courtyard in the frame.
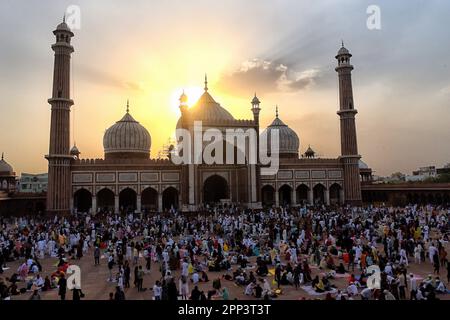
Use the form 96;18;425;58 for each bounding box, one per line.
2;243;449;300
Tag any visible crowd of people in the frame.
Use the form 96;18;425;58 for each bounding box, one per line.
0;203;449;301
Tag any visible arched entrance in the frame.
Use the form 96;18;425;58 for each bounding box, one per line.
97;188;115;212
261;185;275;207
296;184;309;205
119;188;137;212
329;183;342;205
141;187;158;211
73;188;92;213
162;187;178;210
279;184;292;206
203;175;229;204
313;184;326;204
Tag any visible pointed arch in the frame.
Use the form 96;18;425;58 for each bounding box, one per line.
97;188;115;212
278;184;292;206
73;188;92;213
261;184;275;207
296;184;309;205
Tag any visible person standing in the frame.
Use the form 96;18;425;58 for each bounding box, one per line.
58;273;67;300
153;281;162;300
433;252;440;274
114;286;125;300
108;254;115;282
398;272;406;300
94;246;100;266
72;285;85;300
124;261;131;288
408;274;417;300
137;266;144;292
275;264;282;289
145;247;151;271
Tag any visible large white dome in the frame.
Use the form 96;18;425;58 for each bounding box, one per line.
176;91;235;128
260;115;300;157
103;111;151;159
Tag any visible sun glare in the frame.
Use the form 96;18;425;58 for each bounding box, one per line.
170;87;204;114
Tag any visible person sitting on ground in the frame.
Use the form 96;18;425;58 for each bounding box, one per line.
256;262;268;277
326;255;336;270
314;278;325;293
244;282;254;296
435;277;447;294
200;271;209;282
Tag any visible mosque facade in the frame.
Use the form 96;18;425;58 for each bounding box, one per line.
45;20;372;215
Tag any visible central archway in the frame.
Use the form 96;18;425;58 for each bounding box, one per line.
141;187;158;211
119;188;137;212
203;175;229;204
279;184;292;206
261;185;275;207
74;188;92;213
313;184;326;204
97;188;115;212
296;184;309;205
162;187;178;211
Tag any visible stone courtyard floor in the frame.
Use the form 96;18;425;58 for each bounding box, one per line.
2;246;449;300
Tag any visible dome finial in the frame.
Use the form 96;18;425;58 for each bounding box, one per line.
341;39;344;47
275;105;279;118
63;13;66;23
204;74;208;92
1;152;3;161
179;90;188;104
126;99;130;113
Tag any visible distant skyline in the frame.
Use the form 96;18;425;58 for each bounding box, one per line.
1;0;449;176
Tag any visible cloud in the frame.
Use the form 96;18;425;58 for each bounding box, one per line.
439;85;450;96
280;68;321;91
218;58;321;95
77;64;144;92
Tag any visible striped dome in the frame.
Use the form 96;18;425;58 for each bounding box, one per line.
260;115;300;156
103;112;151;158
0;154;14;176
176;91;235;128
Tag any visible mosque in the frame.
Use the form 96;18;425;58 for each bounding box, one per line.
41;19;375;215
3;20;450;216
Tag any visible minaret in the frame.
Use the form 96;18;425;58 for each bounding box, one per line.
251;93;262;207
251;93;261;124
45;18;75;214
179;90;188;115
335;43;362;205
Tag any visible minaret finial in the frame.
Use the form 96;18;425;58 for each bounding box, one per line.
126;99;129;113
275;105;279;118
204;74;208;92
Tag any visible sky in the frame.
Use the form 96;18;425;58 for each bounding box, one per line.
0;0;449;177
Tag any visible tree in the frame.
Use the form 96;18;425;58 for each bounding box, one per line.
390;172;405;181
